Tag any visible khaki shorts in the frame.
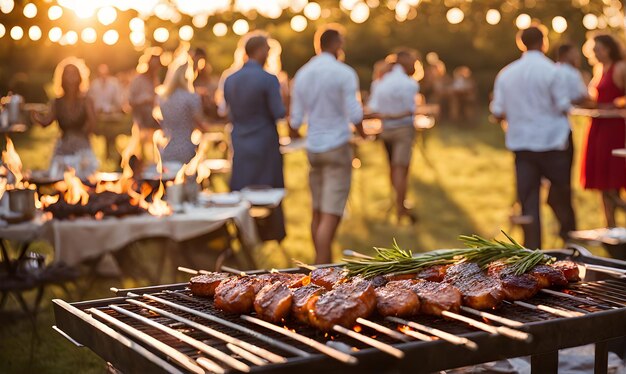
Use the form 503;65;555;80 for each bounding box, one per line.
379;126;416;167
307;143;353;216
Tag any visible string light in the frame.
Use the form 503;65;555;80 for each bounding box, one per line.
583;13;598;30
23;3;37;18
213;22;228;37
153;27;169;42
0;0;14;14
130;31;145;46
73;3;95;19
552;16;567;33
103;29;119;45
48;5;63;20
48;27;62;42
179;25;194;41
10;26;23;40
486;9;501;25
232;19;249;35
81;27;97;43
129;17;144;32
290;15;308;32
192;15;208;28
446;7;464;24
0;24;5;38
28;25;41;41
515;14;531;29
63;31;78;45
304;2;322;20
350;2;370;23
97;6;117;26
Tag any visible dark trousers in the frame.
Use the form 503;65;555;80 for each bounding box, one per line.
514;141;576;249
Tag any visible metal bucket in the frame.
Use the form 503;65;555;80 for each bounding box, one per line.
8;189;36;219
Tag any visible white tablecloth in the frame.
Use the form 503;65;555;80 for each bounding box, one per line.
0;202;259;267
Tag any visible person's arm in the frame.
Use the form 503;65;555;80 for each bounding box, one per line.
489;75;506;122
267;75;287;121
345;70;364;137
551;69;572;115
84;96;97;134
31;100;56;127
289;73;305;130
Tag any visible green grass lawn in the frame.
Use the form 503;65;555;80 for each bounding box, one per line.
0;109;620;373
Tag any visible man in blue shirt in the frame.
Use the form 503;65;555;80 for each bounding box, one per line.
224;33;287;242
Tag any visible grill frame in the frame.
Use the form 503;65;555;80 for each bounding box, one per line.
53;248;626;374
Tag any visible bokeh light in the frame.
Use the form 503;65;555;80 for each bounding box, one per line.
486;9;501;25
304;2;322;20
515;13;532;29
178;25;194;41
103;29;119;45
81;27;97;43
28;25;41;41
291;15;308;32
232;19;250;35
213;22;228;37
446;7;464;24
23;3;37;18
192;15;208;28
97;6;117;26
73;3;95;19
48;5;63;20
350;2;370;23
10;26;23;40
552;16;567;33
63;31;78;45
583;14;598;30
129;17;144;31
0;24;5;39
130;31;145;46
48;27;62;42
153;27;169;42
0;0;14;14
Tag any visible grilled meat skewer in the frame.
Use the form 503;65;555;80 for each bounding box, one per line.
254;282;294;323
443;262;506;310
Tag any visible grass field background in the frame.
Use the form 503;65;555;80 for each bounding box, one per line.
0;110;619;373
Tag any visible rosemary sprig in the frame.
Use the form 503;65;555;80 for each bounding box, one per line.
343;232;555;278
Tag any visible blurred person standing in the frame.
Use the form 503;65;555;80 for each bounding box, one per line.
224;33;288;242
449;66;477;121
290;25;365;264
89;64;121;114
192;48;219;120
490;26;575;249
581;35;626;227
31;57;98;178
158;55;209;170
367;50;420;224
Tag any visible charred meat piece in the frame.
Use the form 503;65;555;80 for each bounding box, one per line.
310;267;347;290
371;273;417;288
416;265;449;282
529;265;568;288
487;262;539;301
291;284;325;324
189;273;232;297
214;276;261;314
444;262;505;310
257;272;308;288
310;278;376;330
409;280;462;315
375;281;421;317
551;261;580;282
254;282;293;323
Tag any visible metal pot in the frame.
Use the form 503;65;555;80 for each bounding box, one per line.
8;189;36;219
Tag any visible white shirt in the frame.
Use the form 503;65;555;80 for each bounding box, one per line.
89;76;121;114
290;52;363;153
556;62;589;104
490;51;571;152
368;64;419;129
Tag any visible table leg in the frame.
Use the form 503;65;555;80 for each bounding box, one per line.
595;341;609;374
531;351;558;373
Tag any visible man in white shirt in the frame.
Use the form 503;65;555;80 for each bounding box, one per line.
89;64;122;114
368;50;420;223
490;26;576;249
290;25;365;264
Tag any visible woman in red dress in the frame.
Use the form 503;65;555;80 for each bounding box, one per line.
581;35;626;227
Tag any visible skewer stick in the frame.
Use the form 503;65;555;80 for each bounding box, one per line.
226;343;268;366
342;250;374;260
292;259;317;271
221;266;247;276
196;357;224;373
143;292;310;358
87;308;205;374
125;298;284;364
178;266;199;275
396;326;434;342
109;304;251;372
332;325;405;359
241;315;358;365
356;317;411;342
386;316;478;351
539;289;608;308
459;306;524;328
440;311;532;342
512;300;584;318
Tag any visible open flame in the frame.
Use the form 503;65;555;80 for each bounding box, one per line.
2;136;24;189
63;168;90;205
147;181;171;217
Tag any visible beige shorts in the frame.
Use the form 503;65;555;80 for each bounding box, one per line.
379;126;416;167
307;143;353;216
